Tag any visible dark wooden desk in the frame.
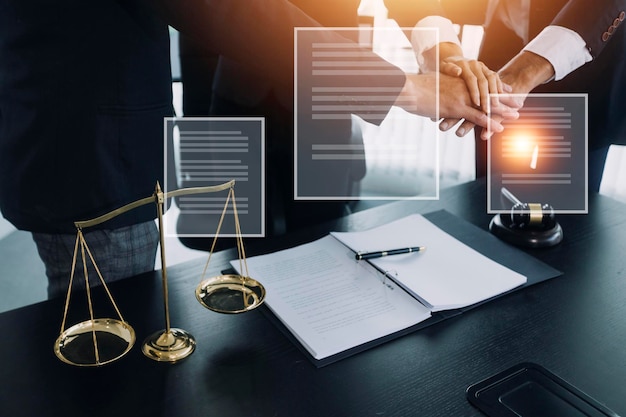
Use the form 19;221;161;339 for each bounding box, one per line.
2;179;626;417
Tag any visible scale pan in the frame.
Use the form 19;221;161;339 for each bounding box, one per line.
196;274;266;314
54;318;135;367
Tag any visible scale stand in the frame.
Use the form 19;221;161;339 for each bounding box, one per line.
54;179;264;366
140;183;195;362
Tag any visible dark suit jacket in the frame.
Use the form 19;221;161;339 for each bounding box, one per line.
0;0;405;233
0;0;173;233
211;0;362;109
208;1;373;204
478;0;626;176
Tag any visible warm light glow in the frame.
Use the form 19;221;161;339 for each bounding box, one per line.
513;134;532;154
502;132;541;168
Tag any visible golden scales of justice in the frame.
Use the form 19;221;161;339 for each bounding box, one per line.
53;180;265;366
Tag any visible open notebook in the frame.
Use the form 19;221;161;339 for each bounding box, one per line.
232;210;560;366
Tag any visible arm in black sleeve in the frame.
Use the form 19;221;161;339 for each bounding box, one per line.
145;0;406;125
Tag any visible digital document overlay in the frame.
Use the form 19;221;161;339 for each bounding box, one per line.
487;94;588;214
164;117;265;237
294;26;440;200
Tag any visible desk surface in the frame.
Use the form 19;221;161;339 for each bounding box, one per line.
2;179;626;417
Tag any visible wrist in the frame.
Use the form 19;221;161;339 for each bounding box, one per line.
421;42;464;73
395;73;436;118
498;51;555;93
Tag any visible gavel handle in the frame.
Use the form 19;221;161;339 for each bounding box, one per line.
501;187;523;207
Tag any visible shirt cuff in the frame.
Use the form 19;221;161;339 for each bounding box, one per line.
523;25;592;81
410;16;461;67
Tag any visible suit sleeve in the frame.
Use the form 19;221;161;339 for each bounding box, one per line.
551;0;626;58
144;0;406;124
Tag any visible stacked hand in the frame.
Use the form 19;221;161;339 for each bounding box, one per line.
395;71;520;136
427;43;554;140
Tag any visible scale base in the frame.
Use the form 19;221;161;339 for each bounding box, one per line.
489;214;563;248
142;328;196;362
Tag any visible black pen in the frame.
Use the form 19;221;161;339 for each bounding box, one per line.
355;246;426;260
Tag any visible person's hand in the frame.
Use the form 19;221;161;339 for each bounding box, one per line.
436;50;555;141
440;56;505;112
422;42;511;138
394;72;519;134
470;50;556;141
424;43;503;110
498;50;555;98
437;87;521;140
437;58;515;139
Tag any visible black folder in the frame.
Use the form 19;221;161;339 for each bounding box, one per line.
261;209;562;367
